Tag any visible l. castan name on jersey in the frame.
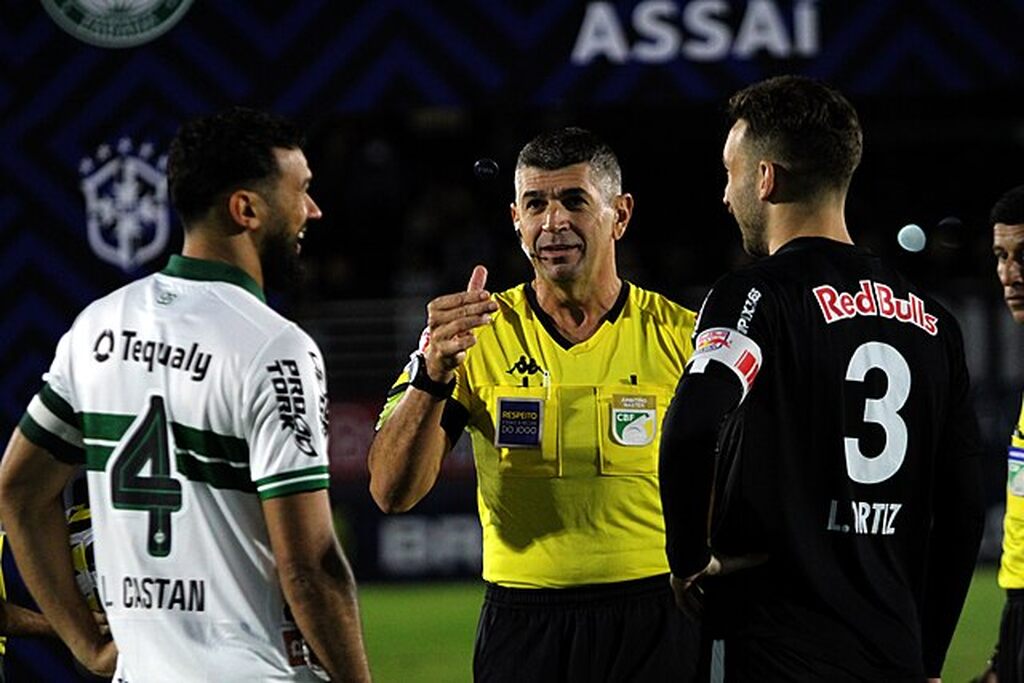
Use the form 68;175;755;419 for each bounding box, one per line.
92;328;212;381
100;573;206;612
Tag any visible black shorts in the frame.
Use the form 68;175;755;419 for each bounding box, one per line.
996;588;1024;682
715;637;924;683
473;574;704;683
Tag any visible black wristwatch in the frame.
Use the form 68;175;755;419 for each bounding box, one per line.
408;352;455;399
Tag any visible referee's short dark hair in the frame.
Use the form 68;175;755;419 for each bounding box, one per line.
991;185;1024;226
728;75;863;200
168;106;305;228
516;127;622;201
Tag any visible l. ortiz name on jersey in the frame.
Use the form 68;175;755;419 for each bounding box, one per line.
812;279;938;336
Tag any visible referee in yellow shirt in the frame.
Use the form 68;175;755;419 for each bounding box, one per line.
369;127;700;682
988;184;1024;682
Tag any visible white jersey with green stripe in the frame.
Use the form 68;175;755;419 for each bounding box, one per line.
20;255;330;682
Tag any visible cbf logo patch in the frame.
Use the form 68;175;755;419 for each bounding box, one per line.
1010;448;1024;497
611;395;656;446
80;138;169;272
495;398;543;448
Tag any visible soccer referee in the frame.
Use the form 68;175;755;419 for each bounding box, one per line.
369;128;701;682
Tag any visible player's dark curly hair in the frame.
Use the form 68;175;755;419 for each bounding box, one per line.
991;185;1024;225
168;106;305;228
727;75;862;199
516;127;622;201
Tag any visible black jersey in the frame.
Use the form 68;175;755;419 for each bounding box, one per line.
687;237;982;679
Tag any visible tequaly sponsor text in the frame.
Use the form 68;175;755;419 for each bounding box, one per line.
812;280;938;336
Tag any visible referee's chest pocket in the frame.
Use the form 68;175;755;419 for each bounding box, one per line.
596;385;672;476
488;385;559;477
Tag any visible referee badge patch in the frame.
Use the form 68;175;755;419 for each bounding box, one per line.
495;398;543;448
610;395;656;446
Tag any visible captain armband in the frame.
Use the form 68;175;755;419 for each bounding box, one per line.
686;327;763;402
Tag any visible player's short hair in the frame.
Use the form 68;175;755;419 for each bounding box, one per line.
727;75;863;199
515;127;622;201
168;106;305;228
991;185;1024;226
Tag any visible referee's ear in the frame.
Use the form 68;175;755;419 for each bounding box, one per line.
612;193;634;240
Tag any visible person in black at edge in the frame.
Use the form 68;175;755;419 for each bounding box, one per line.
658;75;985;682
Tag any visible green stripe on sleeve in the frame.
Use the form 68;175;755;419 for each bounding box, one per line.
40;384;79;428
254;465;329;487
255;465;330;500
19;413;85;465
257;475;330;501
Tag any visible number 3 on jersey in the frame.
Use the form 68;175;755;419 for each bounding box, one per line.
110;395;183;557
844;342;911;484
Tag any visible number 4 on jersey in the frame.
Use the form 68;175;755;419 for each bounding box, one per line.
110;395;183;557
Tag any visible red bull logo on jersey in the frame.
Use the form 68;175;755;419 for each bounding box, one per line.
812;280;938;336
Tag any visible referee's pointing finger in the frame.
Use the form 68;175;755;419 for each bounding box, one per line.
467;265;488;292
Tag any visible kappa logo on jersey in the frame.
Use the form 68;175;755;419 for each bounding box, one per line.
506;355;544;376
267;359;316;456
737;287;762;333
813;280;938;336
93;329;115;362
79;138;170;272
98;329;211;380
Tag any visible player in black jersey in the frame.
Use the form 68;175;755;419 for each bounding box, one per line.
658;75;985;682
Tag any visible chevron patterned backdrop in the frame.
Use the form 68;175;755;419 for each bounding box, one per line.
2;2;1024;678
3;0;1022;426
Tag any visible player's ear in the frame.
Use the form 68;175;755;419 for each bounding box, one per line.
757;161;775;201
228;190;262;231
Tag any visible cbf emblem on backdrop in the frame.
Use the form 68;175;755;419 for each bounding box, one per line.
42;0;194;49
80;139;169;272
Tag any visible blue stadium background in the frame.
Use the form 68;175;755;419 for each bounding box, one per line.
3;1;1024;679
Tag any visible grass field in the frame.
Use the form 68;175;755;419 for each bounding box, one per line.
360;566;1003;682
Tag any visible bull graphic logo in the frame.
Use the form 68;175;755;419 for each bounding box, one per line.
80;138;169;272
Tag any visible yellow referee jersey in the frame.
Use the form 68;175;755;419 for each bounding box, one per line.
1000;394;1024;588
380;281;695;588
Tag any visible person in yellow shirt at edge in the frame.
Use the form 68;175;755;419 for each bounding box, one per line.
368;127;702;682
978;184;1024;683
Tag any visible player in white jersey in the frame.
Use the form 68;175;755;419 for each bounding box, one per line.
0;107;371;682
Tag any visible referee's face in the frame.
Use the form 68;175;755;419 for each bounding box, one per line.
511;163;627;285
994;222;1024;324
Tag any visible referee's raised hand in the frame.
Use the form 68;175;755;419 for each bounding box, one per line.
424;265;499;381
